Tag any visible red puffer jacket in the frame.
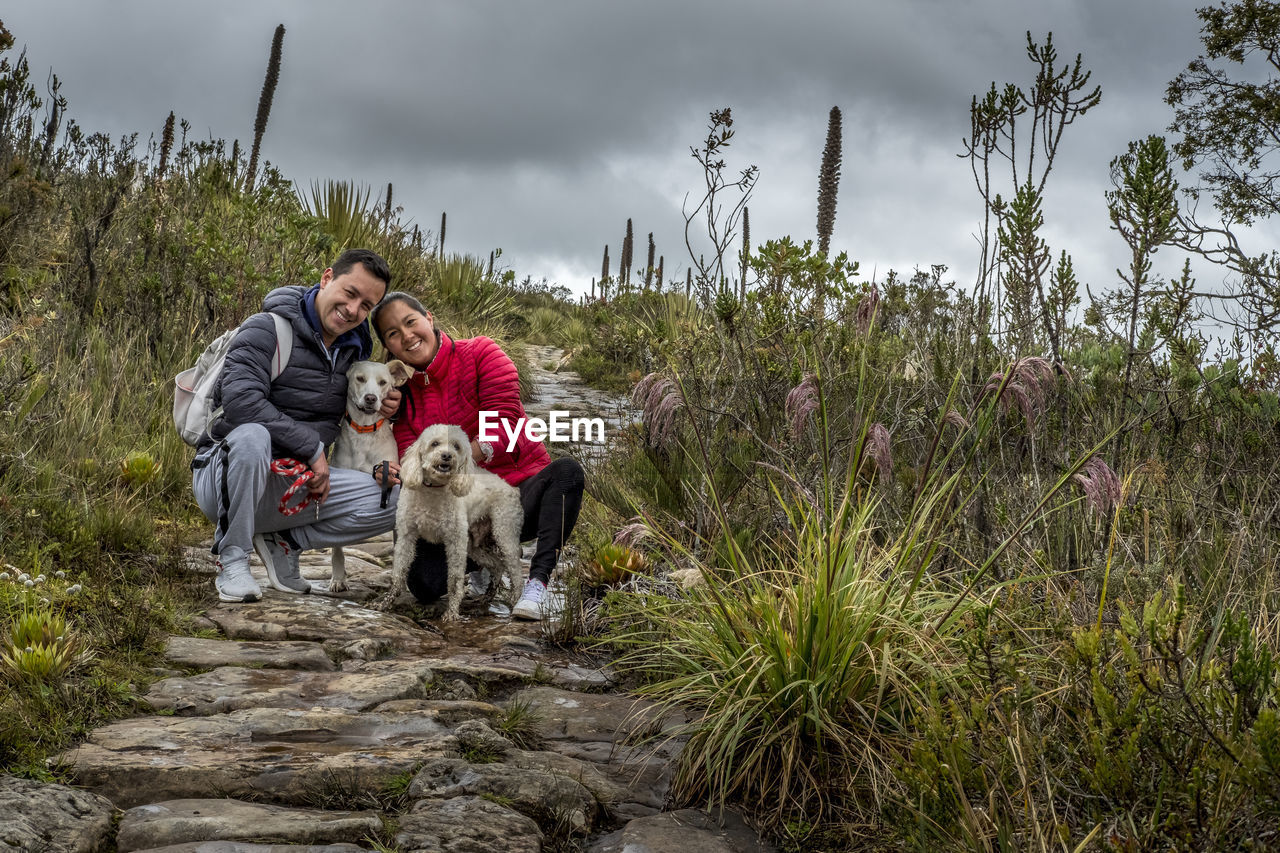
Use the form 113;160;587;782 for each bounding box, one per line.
393;332;550;485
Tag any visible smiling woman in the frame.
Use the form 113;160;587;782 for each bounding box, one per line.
371;290;586;621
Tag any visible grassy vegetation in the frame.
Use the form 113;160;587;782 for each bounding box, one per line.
565;55;1280;853
5;9;1280;851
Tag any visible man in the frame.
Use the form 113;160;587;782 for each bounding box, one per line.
191;248;400;602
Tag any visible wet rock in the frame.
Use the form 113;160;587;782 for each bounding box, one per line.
508;686;689;744
497;635;541;652
184;616;221;633
60;707;452;808
394;795;541;853
407;756;601;833
129;843;367;852
0;774;114;853
204;598;442;656
144;659;436;716
371;699;501;726
183;547;220;575
116;799;380;852
587;808;775;853
454;721;512;758
334;538;393;561
434;678;477;701
418;651;611;691
165;637;336;672
531;741;678;820
332;639;389;663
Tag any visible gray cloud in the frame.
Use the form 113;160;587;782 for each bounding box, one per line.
3;0;1233;300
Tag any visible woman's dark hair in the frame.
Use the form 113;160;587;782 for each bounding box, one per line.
372;290;441;424
370;290;429;347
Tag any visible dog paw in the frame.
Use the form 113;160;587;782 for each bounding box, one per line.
370;592;396;611
328;578;348;593
441;608;463;622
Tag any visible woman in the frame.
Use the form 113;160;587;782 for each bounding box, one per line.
371;291;585;619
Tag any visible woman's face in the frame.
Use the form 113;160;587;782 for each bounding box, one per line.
377;300;439;368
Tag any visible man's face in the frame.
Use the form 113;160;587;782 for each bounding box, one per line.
314;263;386;345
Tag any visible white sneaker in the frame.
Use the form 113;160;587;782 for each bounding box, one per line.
253;533;310;594
215;559;262;603
465;568;491;601
511;578;547;621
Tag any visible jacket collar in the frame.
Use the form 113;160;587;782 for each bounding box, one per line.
423;331;454;383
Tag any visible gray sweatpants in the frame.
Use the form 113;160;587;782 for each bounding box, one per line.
192;423;398;566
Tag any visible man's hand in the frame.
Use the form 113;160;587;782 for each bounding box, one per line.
379;388;402;419
308;454;332;503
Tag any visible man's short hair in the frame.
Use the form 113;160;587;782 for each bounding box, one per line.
331;249;392;293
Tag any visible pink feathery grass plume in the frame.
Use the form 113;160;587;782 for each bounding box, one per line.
867;422;892;481
632;372;684;447
1072;456;1122;515
854;284;880;335
942;408;969;430
785;374;820;435
980;356;1062;430
613;520;651;547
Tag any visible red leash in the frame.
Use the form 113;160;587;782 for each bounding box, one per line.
270;458;315;516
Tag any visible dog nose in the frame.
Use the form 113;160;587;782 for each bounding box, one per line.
363;394;378;406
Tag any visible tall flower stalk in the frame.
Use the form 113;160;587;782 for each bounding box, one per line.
245;24;284;193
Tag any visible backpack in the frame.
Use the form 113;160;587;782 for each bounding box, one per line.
173;312;294;446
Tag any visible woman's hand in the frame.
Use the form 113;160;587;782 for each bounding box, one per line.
373;460;401;487
379;387;402;419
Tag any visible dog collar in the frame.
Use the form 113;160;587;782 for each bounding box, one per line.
345;413;385;434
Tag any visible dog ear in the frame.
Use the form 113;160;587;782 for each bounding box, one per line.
400;439;423;487
449;438;473;497
449;470;473;497
385;359;413;387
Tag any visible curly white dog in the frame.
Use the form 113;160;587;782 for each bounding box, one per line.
375;423;523;620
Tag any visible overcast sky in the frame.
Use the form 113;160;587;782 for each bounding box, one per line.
4;0;1263;303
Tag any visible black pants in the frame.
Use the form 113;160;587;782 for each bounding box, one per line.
406;457;585;604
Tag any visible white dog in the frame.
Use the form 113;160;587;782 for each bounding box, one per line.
376;424;523;620
329;359;412;592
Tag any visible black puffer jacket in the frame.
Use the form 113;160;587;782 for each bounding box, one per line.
202;284;374;460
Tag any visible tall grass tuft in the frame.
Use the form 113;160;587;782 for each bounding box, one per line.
609;490;968;829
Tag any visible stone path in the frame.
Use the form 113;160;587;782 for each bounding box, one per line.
522;345;634;465
0;348;772;853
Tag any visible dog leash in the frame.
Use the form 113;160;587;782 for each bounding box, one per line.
375;460;394;509
270;458;316;517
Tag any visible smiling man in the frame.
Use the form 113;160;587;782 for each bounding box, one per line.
190;248;401;603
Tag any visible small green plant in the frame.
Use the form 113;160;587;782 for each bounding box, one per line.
0;590;82;685
459;742;503;764
497;696;545;751
378;767;417;813
585;543;647;587
117;450;161;487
